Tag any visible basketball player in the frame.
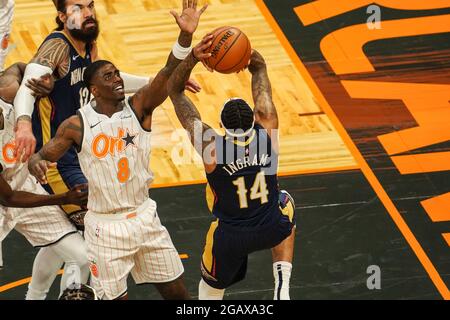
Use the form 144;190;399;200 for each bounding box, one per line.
28;1;208;300
167;43;296;300
0;62;90;300
13;0;201;230
0;0;13;71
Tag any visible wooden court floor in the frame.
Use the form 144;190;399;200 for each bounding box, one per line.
1;0;449;300
6;0;356;186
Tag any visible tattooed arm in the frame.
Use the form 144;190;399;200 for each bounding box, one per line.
28;115;82;184
30;38;70;77
168;38;216;171
14;38;70;162
248;50;278;132
130;0;207;131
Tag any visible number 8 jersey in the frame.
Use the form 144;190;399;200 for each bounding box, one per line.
77;98;153;214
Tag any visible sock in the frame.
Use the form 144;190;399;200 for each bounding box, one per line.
273;261;292;300
198;279;225;300
50;233;90;297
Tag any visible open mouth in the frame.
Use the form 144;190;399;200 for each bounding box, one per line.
114;85;124;93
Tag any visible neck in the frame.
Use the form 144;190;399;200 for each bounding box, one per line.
63;28;87;55
93;98;125;118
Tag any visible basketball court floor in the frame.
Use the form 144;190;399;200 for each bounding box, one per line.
0;0;449;299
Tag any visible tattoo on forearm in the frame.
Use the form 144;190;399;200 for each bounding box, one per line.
252;69;276;117
31;39;70;78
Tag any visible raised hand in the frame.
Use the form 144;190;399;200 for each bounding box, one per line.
193;34;214;72
170;0;208;34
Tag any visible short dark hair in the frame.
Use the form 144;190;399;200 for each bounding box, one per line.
220;98;254;133
54;0;67;31
83;60;112;89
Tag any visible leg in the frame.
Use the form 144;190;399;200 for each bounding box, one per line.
26;247;64;300
154;274;190;300
132;210;187;300
271;190;297;300
84;212;133;300
50;233;90;296
271;227;296;300
198;278;225;300
198;221;248;300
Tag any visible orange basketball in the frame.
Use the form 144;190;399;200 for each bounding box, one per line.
205;26;252;74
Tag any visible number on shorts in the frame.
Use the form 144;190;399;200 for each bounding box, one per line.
117;157;130;183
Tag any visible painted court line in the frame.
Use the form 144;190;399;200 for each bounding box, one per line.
254;0;449;299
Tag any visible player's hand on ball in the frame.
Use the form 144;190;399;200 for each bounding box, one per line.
65;184;89;206
193;34;214;72
170;0;208;35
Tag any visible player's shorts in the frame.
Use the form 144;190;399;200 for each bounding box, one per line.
201;190;296;289
84;198;184;300
42;163;87;216
0;176;77;247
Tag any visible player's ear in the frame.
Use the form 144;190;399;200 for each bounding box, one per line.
58;11;67;24
90;85;99;98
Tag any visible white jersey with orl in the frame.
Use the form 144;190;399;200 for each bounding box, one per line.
0;99;76;247
77;98;154;214
0;0;14;34
0;98;28;192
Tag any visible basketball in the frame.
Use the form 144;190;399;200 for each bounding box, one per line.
205;26;252;74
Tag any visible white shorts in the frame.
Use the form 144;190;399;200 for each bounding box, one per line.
84;198;184;300
0;176;77;247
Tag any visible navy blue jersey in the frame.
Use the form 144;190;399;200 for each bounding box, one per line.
32;31;92;167
206;124;279;227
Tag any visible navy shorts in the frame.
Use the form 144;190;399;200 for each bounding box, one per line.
42;160;87;215
201;191;296;289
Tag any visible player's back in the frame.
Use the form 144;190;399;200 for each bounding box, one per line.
206;124;279;228
77;98;153;214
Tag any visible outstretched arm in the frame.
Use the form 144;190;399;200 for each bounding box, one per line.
248;50;278;132
130;0;207;128
168;37;214;157
0;174;87;208
28;115;82;184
